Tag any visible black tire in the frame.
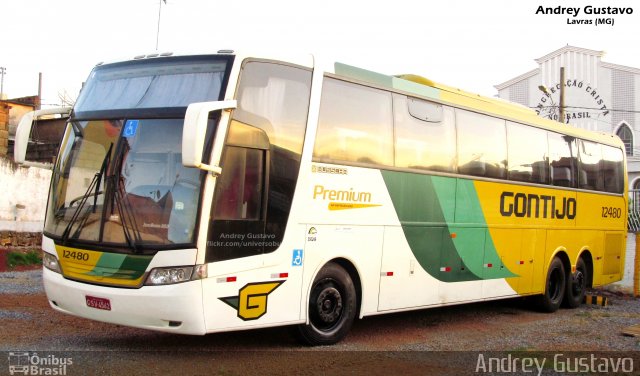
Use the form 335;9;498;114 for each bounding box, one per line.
563;258;588;308
536;257;566;313
295;262;357;346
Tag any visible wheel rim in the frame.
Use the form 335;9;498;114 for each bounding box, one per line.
310;281;344;331
572;268;586;296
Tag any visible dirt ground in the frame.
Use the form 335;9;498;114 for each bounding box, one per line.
1;271;639;375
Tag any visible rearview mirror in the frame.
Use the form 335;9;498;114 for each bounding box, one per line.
14;107;72;169
182;100;237;174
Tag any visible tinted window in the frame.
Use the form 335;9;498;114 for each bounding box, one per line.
314;78;394;166
456;110;507;179
578;140;604;191
394;94;456;172
213;146;264;220
207;62;311;262
602;145;624;193
507;122;549;184
407;96;443;122
233;61;310;154
548;132;577;188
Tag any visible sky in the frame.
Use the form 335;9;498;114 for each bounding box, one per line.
1;0;638;106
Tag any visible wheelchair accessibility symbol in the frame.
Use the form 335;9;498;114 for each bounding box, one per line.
292;249;303;267
123;119;139;137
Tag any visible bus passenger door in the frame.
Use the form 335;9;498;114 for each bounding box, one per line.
201;59;313;331
201;138;272;331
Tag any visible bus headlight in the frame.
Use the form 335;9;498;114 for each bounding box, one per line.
146;267;194;285
145;265;208;286
43;252;62;274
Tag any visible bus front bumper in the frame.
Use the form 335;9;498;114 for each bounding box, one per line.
43;268;206;335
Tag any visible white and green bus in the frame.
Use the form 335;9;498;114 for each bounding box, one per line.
15;51;627;345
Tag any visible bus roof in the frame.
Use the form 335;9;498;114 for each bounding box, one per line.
331;62;623;149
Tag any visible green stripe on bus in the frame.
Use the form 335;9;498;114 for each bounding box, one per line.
450;179;517;279
87;253;151;280
334;63;440;100
335;63;394;89
381;171;516;282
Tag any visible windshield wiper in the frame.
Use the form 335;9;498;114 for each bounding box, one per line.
61;143;113;243
106;142;144;253
113;179;143;253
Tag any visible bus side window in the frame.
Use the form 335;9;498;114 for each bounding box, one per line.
548;133;577;188
393;94;456;173
231;61;312;254
578;140;604;191
207;61;311;262
602;145;624;194
507;122;549;184
313;77;394;166
456;110;507;179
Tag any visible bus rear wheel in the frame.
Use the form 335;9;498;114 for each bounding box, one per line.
563;258;588;308
536;257;566;313
296;262;357;346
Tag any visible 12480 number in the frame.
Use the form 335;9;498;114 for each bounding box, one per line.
601;206;622;219
62;250;90;261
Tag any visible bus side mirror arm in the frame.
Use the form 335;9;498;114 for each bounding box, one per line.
182;100;237;175
14;107;72;169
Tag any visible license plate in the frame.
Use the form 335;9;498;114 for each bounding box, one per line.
86;295;111;311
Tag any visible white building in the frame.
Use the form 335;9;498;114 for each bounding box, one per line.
495;45;640;188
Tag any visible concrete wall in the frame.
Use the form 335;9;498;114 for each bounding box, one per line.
0;156;50;232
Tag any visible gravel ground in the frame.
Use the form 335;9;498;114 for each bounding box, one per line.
1;270;639;375
0;269;43;295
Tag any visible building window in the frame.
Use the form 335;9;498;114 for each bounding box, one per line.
616;123;633;156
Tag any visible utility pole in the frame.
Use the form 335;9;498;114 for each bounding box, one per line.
155;0;167;50
38;72;43;110
538;67;567;124
0;67;6;98
559;67;565;124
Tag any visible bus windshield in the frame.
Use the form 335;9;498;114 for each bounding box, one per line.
75;57;229;113
44;56;232;250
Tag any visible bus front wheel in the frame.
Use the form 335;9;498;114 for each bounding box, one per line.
296;262;357;346
563;258;588;308
536;257;566;313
